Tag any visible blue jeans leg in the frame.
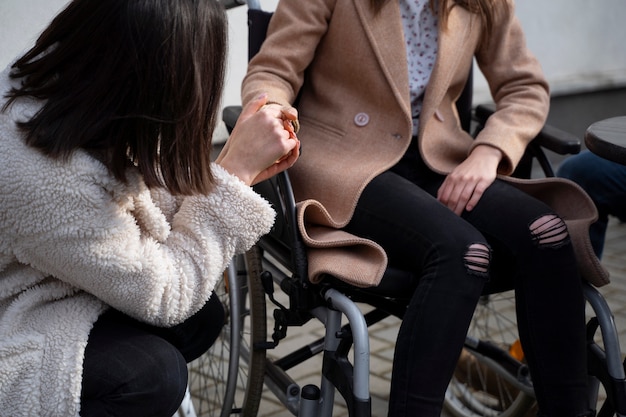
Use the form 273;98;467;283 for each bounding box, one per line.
558;150;626;258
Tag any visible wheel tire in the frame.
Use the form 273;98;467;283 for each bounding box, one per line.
242;245;268;416
444;291;536;417
185;248;267;417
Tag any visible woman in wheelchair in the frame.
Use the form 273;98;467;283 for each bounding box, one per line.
0;0;299;416
242;0;605;416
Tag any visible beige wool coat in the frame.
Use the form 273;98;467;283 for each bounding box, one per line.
242;0;608;288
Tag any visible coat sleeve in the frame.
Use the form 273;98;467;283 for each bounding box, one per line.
1;140;275;326
471;0;550;174
241;0;336;107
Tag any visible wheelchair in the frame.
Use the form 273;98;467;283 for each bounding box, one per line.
179;1;626;416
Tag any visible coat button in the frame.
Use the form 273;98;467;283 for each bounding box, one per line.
354;112;370;127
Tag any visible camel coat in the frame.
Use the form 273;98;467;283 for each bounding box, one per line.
242;0;608;287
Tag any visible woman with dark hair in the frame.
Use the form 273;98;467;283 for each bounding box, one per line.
0;0;299;416
242;0;602;415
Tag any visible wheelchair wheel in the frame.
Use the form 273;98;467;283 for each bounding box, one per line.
185;248;267;417
444;291;536;417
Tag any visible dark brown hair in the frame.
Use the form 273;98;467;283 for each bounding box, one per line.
3;0;228;195
369;0;504;44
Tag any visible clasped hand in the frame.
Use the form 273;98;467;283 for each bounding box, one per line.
216;94;300;186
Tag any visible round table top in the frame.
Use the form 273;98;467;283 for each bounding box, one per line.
585;116;626;166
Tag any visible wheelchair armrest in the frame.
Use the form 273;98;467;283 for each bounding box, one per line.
222;105;243;134
474;103;581;155
222;0;246;9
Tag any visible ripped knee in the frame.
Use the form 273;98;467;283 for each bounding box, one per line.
529;213;570;248
464;243;491;275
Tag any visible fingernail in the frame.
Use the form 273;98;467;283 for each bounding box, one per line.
257;92;268;99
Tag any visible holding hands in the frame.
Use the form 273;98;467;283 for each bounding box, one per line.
216;94;300;186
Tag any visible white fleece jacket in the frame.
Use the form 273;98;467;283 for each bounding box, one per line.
0;69;275;416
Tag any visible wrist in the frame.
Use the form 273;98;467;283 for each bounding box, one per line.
472;145;502;161
215;159;254;186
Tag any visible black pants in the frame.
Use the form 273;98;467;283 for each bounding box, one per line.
80;293;225;417
345;142;590;417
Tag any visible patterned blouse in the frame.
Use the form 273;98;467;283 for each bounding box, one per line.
399;0;439;136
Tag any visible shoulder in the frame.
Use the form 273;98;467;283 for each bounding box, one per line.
0;107;127;238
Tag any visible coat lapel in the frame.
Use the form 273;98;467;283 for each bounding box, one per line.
353;0;412;116
352;0;474;134
420;5;474;133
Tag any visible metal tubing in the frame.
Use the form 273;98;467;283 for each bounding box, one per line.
323;288;371;401
583;282;626;380
319;307;340;417
247;0;261;10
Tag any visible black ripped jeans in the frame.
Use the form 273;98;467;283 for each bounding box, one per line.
344;143;589;417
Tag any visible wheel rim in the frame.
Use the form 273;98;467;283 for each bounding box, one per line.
186;251;267;417
444;291;536;417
